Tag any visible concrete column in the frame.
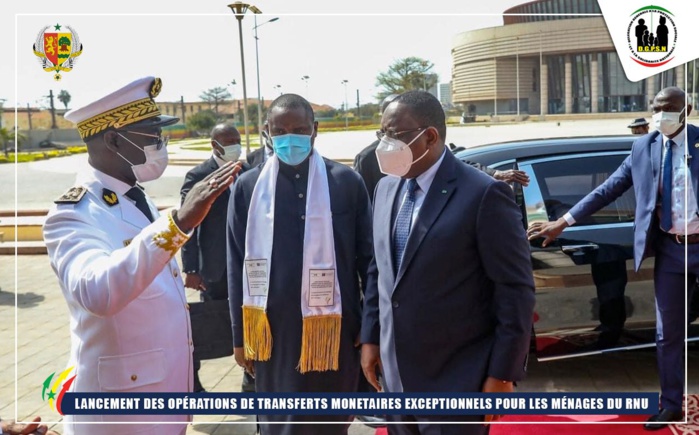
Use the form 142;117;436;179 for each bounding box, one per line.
540;56;548;115
675;64;685;88
646;75;656;110
565;54;573;114
590;54;598;113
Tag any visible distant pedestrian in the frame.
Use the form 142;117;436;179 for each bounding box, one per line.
628;118;649;135
181;123;250;393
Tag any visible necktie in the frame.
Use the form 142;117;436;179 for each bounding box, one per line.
393;179;419;273
660;140;674;232
125;186;154;223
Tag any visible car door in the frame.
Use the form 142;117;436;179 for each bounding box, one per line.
517;151;658;361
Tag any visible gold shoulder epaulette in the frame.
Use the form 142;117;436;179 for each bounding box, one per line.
55;186;87;204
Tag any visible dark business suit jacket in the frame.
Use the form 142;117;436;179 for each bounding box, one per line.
180;157;231;283
246;147;266;168
568;124;699;271
361;150;535;394
354;140;384;203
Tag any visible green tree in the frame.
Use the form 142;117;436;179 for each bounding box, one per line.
375;57;439;99
57;90;71;110
186;110;217;135
316;108;337;118
356;102;379;120
246;103;267;128
199;87;231;119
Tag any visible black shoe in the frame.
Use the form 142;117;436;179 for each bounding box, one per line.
644;409;683;431
193;373;206;393
355;415;387;429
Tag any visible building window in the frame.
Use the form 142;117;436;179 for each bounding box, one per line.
572;54;591;113
547;55;565;114
533;68;538;92
597;52;646;112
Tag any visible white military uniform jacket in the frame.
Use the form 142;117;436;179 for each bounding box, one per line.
43;167;193;435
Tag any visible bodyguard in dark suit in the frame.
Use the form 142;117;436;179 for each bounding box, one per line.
246;127;273;168
361;91;535;435
180;123;245;392
354;95;397;202
181;123;242;299
529;87;698;430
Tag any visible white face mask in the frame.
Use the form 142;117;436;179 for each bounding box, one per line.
116;132;169;182
375;128;429;177
214;140;242;162
652;108;685;136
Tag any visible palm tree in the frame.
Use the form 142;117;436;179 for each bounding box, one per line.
57;90;71;110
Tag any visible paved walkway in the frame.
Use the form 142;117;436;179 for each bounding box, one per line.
2;255;699;434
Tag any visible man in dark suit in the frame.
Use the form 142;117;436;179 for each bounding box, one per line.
180;123;250;392
361;91;535;435
529;87;698;430
246;125;273;168
354;95;398;202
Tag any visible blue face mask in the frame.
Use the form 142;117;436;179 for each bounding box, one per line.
271;133;313;166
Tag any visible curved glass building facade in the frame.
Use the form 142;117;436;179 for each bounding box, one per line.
452;0;698;115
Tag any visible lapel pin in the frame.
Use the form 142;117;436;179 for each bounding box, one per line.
441;189;447;194
695;143;699;148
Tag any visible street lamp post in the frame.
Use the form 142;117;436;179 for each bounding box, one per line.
228;79;237;125
341;79;349;130
516;36;520;117
539;30;543;116
0;99;6;157
253;15;279;138
301;75;310;97
228;2;261;154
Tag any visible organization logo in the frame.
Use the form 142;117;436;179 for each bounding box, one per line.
32;23;83;81
626;6;676;67
41;367;76;415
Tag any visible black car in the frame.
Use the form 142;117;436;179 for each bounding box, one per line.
456;135;698;361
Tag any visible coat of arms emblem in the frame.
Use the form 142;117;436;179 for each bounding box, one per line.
32;24;83;81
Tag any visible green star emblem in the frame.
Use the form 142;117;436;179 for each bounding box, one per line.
54;24;61;31
47;390;56;400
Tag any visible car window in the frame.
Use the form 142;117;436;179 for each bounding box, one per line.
529;153;635;225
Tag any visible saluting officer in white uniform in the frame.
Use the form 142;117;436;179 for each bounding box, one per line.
43;76;241;435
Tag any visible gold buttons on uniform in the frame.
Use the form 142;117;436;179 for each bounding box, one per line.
185;303;190;310
131;374;137;381
173;270;179;277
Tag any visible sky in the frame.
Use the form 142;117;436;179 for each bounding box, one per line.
1;0;526;111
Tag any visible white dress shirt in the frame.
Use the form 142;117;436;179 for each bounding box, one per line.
395;148;447;233
659;127;699;235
